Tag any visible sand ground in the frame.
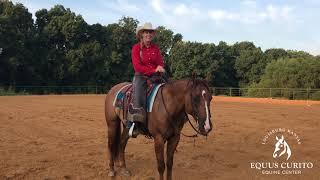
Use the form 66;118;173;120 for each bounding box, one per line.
0;95;319;180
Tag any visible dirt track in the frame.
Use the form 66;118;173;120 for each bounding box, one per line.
0;95;319;180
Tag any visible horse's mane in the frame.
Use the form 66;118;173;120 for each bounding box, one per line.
188;78;210;91
163;78;210;97
165;78;210;90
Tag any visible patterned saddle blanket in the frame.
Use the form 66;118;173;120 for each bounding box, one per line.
113;83;164;114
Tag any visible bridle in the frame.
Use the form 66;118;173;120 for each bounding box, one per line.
160;79;208;138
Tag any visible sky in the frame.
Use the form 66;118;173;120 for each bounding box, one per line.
11;0;320;55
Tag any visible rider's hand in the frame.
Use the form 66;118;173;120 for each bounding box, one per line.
155;66;165;73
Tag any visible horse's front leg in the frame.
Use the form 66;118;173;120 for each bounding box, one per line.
118;126;131;176
154;135;165;180
166;134;180;180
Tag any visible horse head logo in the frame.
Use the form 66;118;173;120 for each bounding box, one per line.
273;135;291;160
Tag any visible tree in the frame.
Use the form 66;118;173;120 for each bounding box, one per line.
66;41;107;85
34;5;89;85
212;41;238;87
104;17;138;85
264;48;288;61
233;42;269;87
1;1;319;92
168;41;237;87
152;26;182;75
153;26;182;58
254;57;320;88
0;1;35;86
287;50;313;59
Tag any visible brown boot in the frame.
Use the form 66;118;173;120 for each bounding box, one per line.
128;104;146;123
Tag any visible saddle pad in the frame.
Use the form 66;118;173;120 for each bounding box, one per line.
113;83;164;112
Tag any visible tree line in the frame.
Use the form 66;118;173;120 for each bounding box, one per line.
1;1;320;91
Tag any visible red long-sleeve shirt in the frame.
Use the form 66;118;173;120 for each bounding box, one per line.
131;43;164;76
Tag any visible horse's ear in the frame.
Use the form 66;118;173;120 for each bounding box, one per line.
281;135;284;140
276;136;279;140
205;73;212;83
205;76;210;82
192;71;197;79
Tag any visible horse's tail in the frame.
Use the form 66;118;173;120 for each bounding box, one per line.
105;90;122;161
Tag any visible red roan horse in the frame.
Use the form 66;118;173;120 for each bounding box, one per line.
104;78;213;180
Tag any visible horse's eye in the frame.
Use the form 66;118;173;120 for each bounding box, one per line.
194;96;200;104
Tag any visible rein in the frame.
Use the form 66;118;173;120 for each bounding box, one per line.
160;80;203;138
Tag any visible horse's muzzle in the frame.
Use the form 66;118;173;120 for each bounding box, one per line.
199;124;212;136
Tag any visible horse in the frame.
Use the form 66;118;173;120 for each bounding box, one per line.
104;78;213;180
273;135;292;160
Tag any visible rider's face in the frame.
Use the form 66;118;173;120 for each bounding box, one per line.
142;30;154;43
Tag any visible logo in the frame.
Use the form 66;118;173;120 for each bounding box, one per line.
273;135;291;160
249;128;314;175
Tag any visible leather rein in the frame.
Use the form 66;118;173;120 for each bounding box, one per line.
160;80;204;138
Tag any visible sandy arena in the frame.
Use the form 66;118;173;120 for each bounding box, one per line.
0;95;319;180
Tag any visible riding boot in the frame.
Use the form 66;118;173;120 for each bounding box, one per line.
127;73;147;137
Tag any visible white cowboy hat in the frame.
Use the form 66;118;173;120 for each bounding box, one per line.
136;22;156;38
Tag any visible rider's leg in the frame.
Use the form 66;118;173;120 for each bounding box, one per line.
131;73;147;122
127;73;147;137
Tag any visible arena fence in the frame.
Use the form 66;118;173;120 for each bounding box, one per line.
211;87;320;101
0;86;107;95
1;86;320;101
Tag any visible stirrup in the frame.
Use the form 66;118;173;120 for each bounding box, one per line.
128;122;135;137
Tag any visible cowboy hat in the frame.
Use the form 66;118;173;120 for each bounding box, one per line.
136;22;156;39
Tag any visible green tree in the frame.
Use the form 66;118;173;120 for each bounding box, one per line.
169;41;237;87
212;41;238;87
66;41;107;85
34;5;89;85
287;50;313;59
104;17;138;85
0;1;35;86
264;48;288;61
2;1;319;93
255;57;320;88
153;26;182;57
233;42;267;87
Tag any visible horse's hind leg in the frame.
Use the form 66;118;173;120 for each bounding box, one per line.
106;116;121;177
117;125;131;176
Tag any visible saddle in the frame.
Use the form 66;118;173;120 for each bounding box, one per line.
113;74;167;129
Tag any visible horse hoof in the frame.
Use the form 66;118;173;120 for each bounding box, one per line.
108;170;116;177
119;168;132;176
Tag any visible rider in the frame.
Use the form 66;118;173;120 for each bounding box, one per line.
128;22;166;137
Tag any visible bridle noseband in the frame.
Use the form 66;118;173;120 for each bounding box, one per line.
160;79;208;138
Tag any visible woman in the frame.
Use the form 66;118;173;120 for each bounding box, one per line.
128;22;165;137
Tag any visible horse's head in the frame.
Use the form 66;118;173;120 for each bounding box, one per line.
273;135;292;160
185;78;213;136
